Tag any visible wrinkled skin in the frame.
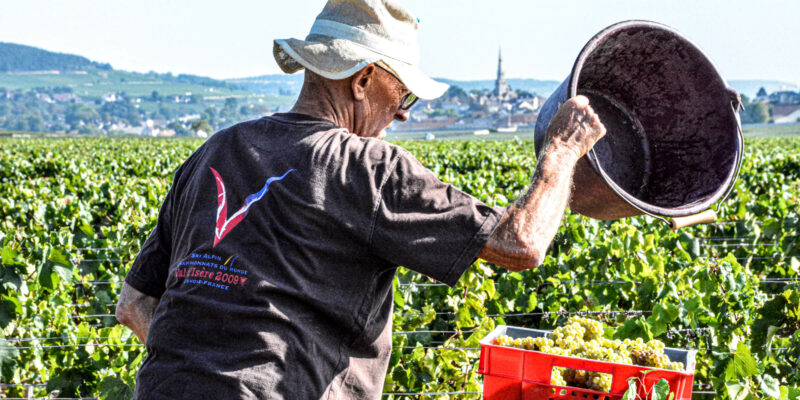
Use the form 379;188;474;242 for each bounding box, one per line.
478;95;606;271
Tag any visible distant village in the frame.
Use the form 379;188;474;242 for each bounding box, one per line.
391;50;800;136
1;49;799;137
396;50;547;135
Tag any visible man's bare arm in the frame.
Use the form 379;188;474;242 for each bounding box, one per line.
478;95;606;271
115;283;159;345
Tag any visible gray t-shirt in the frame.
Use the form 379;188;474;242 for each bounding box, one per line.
125;113;503;399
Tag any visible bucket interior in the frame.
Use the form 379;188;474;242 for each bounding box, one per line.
573;24;740;213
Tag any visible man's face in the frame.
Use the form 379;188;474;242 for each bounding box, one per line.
353;65;412;139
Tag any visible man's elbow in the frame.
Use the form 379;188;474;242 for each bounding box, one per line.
506;246;544;272
115;302;135;327
480;239;545;272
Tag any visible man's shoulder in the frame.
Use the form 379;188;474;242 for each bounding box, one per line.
199;115;413;174
312;129;410;167
207;113;339;139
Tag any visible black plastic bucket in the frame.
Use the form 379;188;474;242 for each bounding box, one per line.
534;20;743;224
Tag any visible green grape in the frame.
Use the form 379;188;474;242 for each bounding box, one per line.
568;316;604;341
646;339;665;353
586;372;613;392
494;334;512;346
552;367;567;386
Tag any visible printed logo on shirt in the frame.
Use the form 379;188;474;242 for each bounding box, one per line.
210;167;295;247
174;252;248;291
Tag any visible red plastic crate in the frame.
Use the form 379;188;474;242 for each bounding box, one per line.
478;325;697;400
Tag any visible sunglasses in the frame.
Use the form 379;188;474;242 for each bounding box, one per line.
375;63;419;111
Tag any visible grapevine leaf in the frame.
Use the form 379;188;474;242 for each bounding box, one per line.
0;267;21;291
678;231;701;258
481;278;496;300
38;262;56;290
98;376;134;400
393;288;404;308
647;303;679;336
79;219;95;236
456;306;472;327
614;316;653;341
0;339;18;381
752;293;788;354
780;385;800;400
726;342;759;380
1;246;18;266
525;291;537;313
726;382;758;400
48;247;71;267
48;248;74;281
759;374;781;399
622;379;637;400
0;298;16;329
651;379;671;400
763;325;782;358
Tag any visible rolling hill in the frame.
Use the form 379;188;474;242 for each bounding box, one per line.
0;42;111;72
0;42;250;101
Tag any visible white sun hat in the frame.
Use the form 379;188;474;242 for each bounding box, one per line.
273;0;449;100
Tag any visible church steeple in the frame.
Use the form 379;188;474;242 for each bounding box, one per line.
497;48;504;81
494;47;510;101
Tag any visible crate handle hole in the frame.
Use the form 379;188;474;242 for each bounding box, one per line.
552;367;613;394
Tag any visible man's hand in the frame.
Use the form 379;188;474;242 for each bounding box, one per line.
544;95;607;162
116;283;159;345
478;95;606;271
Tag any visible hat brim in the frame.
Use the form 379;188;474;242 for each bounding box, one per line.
274;36;448;100
381;58;448;100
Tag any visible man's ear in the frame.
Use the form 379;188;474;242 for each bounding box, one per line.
351;64;376;101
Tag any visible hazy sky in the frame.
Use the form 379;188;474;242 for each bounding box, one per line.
1;0;798;84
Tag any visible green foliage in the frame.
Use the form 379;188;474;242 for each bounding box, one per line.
740;94;773;124
0;42;111;72
0;136;798;399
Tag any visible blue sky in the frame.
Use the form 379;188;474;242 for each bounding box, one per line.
1;0;798;84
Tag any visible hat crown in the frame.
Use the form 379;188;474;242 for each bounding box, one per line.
309;0;420;65
272;0;449;99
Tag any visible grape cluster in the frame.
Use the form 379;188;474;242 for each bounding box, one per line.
493;317;685;393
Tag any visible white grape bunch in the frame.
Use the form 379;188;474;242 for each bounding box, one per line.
492;317;685;393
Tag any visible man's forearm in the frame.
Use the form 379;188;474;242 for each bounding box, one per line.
116;283;159;345
478;95;606;271
478;147;577;270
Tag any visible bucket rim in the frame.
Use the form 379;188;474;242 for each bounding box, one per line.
567;19;744;218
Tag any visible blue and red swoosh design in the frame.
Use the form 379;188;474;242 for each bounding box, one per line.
210;167;295;247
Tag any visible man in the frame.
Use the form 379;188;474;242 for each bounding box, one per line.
116;0;606;399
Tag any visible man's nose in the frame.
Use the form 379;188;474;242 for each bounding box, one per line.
394;109;410;122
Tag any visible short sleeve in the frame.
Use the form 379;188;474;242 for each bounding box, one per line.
125;185;176;298
124;153;194;299
124;143;209;298
368;152;504;286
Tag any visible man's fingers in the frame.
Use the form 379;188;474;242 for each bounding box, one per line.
571;95;589;107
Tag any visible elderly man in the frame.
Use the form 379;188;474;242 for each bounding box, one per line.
116;0;605;398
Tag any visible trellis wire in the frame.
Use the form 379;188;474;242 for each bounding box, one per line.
2;398;98;400
3;336;127;343
399;310;652;318
6;343;786;354
41;311;649;319
2;343;143;350
71;259;129;263
52;314;116;319
0;383;47;388
392;346;480;350
382;391;481;396
704;242;780;247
